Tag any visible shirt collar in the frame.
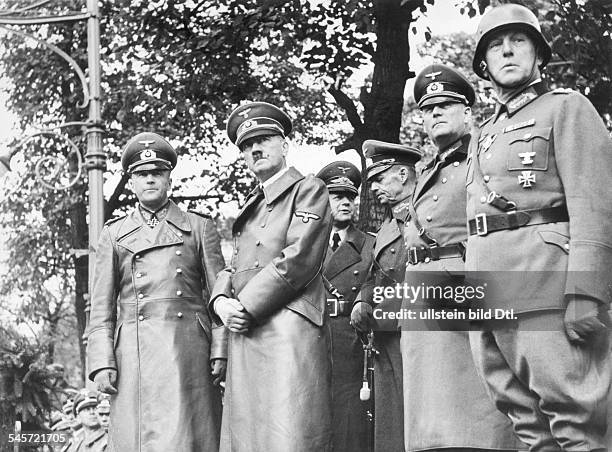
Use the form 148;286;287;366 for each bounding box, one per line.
262;166;290;189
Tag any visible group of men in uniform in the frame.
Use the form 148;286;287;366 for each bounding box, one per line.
85;3;611;452
49;390;110;451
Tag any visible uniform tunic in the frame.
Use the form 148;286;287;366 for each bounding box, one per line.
210;167;333;452
358;204;408;452
323;224;375;452
465;83;612;451
66;428;107;452
87;201;226;452
401;135;519;451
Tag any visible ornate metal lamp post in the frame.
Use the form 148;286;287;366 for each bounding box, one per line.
0;0;105;302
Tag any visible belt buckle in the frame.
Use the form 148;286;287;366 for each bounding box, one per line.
475;213;488;236
408;247;418;265
327;298;338;317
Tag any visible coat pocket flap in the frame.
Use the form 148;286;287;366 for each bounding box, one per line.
538;230;570;254
508;127;552;144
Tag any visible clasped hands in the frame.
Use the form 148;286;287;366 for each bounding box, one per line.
216;296;253;334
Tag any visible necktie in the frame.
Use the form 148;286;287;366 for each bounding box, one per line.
332;232;341;251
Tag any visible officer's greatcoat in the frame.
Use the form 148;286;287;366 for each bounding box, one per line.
401;135;519;451
466;84;612;449
210;167;333;452
87;201;226;452
323;224;374;452
358;204;408;452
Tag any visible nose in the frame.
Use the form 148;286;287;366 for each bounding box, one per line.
432;105;444;116
370;182;380;193
501;36;514;56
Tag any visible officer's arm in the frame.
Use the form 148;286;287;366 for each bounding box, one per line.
199;218;229;360
555;93;612;307
86;226;119;381
237;177;332;321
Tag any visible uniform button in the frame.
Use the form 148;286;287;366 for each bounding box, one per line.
254;261;259;268
176;268;182;274
390;248;396;254
351;286;357;292
424;257;431;263
433;195;438;201
175;250;182;256
234;249;239;255
231;288;235;295
136;272;143;278
267;206;273;212
426;216;432;222
523;132;531;139
138;315;144;321
138;293;144;299
483;175;490;182
564;243;570;251
237;232;241;237
176;290;183;296
353;270;359;275
442;178;447;184
135;254;140;259
480;196;487;204
230;268;236;273
260;223;265;228
178;232;183;237
177;312;183;318
389;267;394;272
453;161;459;167
256;240;261;246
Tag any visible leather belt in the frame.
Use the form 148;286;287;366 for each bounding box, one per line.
407;243;465;265
326;298;352;317
468;206;569;236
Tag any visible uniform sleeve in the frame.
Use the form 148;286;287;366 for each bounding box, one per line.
86;226;119;381
200;218;229;360
237;177;332;321
555;93;612;305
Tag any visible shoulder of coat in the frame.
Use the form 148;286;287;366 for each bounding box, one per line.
367;231;377;238
188;210;212;219
479;115;493;127
104;215;126;226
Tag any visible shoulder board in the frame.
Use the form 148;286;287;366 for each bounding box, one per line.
552;87;573;95
367;231;377;238
188;210;212;219
104;215;125;226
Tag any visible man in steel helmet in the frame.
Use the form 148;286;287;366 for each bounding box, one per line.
466;4;612;451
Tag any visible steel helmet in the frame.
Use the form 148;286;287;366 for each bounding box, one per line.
472;4;551;79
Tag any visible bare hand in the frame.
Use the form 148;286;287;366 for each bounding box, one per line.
564;297;608;344
211;359;227;386
216;297;252;333
94;369;118;394
350;302;373;333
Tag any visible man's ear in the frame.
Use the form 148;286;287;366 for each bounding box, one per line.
127;178;134;191
282;139;289;158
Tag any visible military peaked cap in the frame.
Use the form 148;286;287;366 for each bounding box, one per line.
414;64;476;108
121;132;177;173
73;391;99;416
363;140;422;181
316;161;361;196
227;101;292;147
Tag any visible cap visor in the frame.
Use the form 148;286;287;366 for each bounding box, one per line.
327;185;358;196
129;161;172;173
236;129;283;147
419;94;466;108
366;164;392;181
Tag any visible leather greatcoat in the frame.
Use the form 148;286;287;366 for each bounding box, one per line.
210;167;333;452
87;201;226;452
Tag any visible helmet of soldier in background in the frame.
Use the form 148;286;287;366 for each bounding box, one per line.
316;161;361;198
121;132;178;174
472;3;552;80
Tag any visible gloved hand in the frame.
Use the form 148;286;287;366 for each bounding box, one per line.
94;369;118;394
350;302;373;333
215;296;252;333
564;297;608;344
211;359;227;386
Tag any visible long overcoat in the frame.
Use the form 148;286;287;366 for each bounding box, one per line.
357;204;408;452
210;167;333;452
87;201;226;452
323;224;374;452
401;135;520;451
